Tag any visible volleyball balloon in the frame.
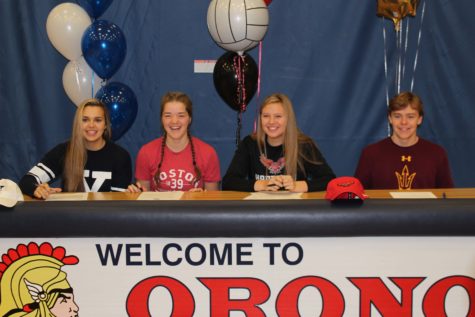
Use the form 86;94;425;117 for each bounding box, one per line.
207;0;269;55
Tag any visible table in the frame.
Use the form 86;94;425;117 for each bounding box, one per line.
1;189;474;316
21;187;475;200
4;188;475;237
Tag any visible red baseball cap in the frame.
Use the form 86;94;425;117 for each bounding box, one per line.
325;176;368;201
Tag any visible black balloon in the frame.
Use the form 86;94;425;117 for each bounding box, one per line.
213;51;258;112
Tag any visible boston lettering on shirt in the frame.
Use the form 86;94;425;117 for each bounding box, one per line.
134;137;221;192
155;166;199;191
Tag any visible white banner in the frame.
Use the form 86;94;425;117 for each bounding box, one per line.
0;237;474;316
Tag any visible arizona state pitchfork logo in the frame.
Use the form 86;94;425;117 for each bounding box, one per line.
396;165;416;189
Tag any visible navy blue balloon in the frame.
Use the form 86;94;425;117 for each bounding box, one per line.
96;82;138;141
82;20;126;79
77;0;113;19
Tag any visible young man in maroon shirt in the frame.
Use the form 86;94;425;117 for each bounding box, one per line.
354;92;454;189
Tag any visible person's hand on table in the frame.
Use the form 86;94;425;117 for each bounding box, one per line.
280;175;296;191
189;187;205;192
127;182;146;193
255;176;284;192
34;183;61;200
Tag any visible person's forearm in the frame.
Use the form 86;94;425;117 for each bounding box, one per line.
292;180;308;193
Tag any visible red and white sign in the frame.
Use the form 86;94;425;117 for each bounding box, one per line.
1;237;474;316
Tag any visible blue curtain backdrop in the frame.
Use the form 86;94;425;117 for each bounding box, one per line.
0;0;474;187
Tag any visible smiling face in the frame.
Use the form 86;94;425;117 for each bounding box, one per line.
389;105;423;146
260;102;288;146
161;101;191;143
50;292;79;317
81;105;106;150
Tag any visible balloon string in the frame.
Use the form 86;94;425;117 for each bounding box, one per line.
257;41;262;99
236;56;242;109
240;55;246;112
382;18;389;107
411;0;426;91
396;27;402;94
395;29;398;94
233;55;247;112
236;111;242;146
402;18;410;84
254;41;263;134
73;61;81;102
234;55;246;145
233;56;240;107
382;18;390;136
91;70;95;98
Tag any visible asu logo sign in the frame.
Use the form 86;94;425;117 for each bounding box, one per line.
0;242;79;317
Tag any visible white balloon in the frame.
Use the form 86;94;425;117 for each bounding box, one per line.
207;0;269;55
63;57;104;106
46;3;91;60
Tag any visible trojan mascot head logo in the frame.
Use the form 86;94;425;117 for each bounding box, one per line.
0;242;79;317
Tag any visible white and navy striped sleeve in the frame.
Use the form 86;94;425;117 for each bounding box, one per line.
19;142;67;196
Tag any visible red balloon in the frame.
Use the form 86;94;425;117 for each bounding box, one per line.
264;0;272;5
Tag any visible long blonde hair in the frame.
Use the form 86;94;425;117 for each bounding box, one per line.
63;98;111;192
255;93;321;178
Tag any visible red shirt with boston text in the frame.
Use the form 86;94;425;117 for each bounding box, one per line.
135;137;220;191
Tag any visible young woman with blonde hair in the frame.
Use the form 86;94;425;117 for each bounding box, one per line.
19;98;132;199
128;91;220;192
222;93;335;192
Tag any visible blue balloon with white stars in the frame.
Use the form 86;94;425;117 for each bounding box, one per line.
82;19;126;79
96;82;137;140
